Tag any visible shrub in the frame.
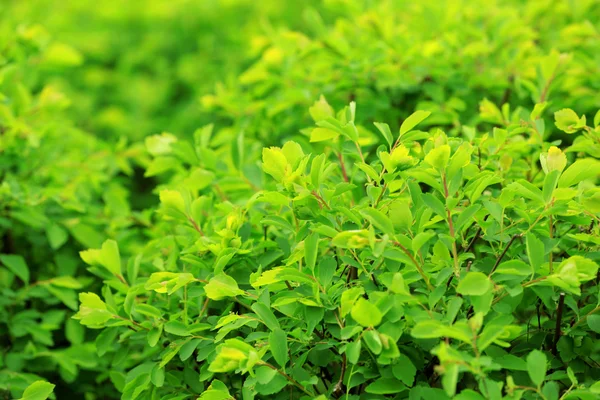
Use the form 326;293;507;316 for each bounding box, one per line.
1;1;600;399
74;99;600;399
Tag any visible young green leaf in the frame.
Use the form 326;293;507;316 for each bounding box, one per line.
456;272;492;296
18;381;55;400
527;350;547;387
374;122;394;147
360;208;395;236
304;232;319;271
400;110;431;136
269;328;288;368
251;303;281;331
0;254;29;284
351;298;382;327
204;274;244;300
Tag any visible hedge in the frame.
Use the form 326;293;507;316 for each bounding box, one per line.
1;1;599;399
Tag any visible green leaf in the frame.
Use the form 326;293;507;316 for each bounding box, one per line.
18;381;55;400
392;354;417;386
151;364;165;388
456;272;492;296
50;276;83;289
442;364;459;397
542;170;560;203
0;254;29;284
269;328;288;368
73;292;113;327
309;95;334;122
147;324;163;347
251;302;281;331
374;122;394;147
251;267;315;287
331;230;370;249
180;339;201;361
365;378;406;394
164;320;190;336
340;287;364;317
530;102;548;120
204;274;244;300
400;110;431;136
361;208;395;236
558;159;600;188
80;239;122;278
527;349;547;387
135;304;163;319
587;314;600;333
411;320;472;344
46;223;68;250
346;339;361;364
454;204;481;233
412;231;435;253
424;145;451;171
145;272;195;294
310;127;338;142
526;233;545;273
159;189;186;215
65;318;84;345
95;327;118;356
389;201;412;232
421;193;446;219
387;272;409;294
304;232;319;271
208;339;258;373
554;108;584;133
494;260;530;276
363;330;382;354
351;298;382;327
262;147;288;181
281;141;304;167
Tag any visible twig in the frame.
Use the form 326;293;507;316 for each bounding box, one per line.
199;298;210;319
392;241;433;290
488;234;521;276
568;306;600;331
552;293;565;355
442;174;460;277
187;217;204;236
260;362;315;396
332;353;347;397
337;152;349;183
549;215;554;273
311;191;331;209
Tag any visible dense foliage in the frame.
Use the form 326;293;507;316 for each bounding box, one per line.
1;1;600;399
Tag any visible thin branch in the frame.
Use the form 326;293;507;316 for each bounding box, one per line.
393;241;433;290
552;292;565;355
187;217;204;236
199;298;210;319
337;151;349;183
442;174;460;277
260;362;314;396
311;191;331;210
332;353;347;397
488;234;521;276
568;306;600;331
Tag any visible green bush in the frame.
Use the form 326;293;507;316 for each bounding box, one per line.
74;100;600;399
1;1;600;399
